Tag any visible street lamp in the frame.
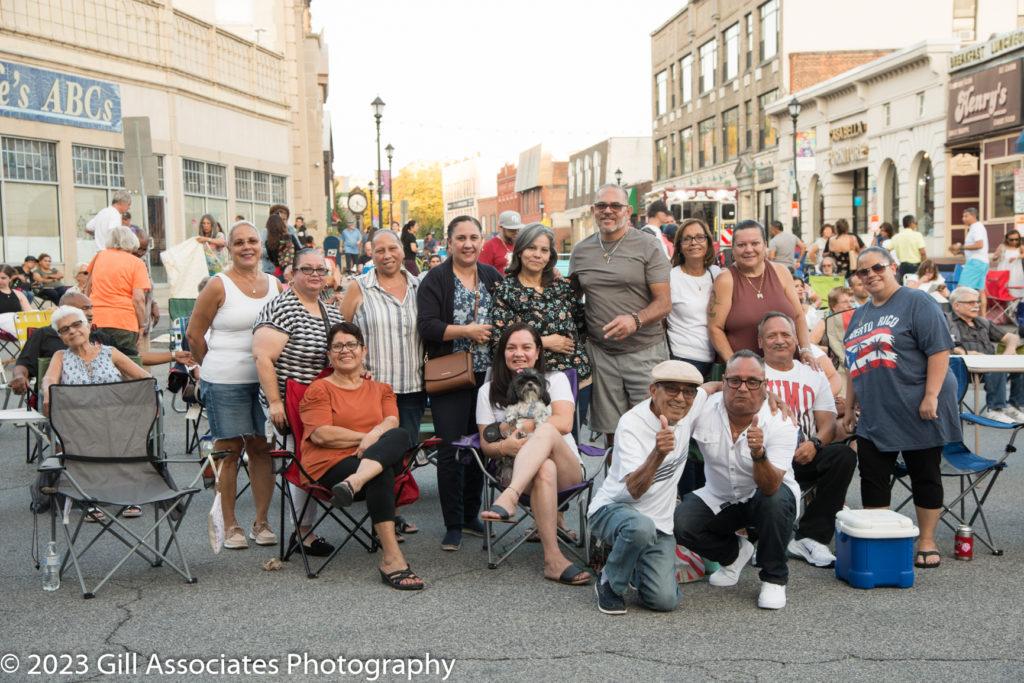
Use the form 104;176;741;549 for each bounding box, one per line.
385;143;394;227
615;168;623;186
788;97;802;239
371;96;385;232
367;180;376;232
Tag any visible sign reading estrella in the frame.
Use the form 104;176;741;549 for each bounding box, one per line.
0;60;121;132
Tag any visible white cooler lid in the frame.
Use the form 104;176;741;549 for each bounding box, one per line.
835;509;920;539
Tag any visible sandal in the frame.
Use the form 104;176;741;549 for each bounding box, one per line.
480;504;515;523
545;563;593;586
331;481;355;509
121;505;143;518
914;550;941;569
85;507;106;523
527;526;579;543
395;515;418;534
379;566;425;591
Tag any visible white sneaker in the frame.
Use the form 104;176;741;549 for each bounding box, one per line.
982;408;1016;424
709;537;755;587
757;582;787;609
787;537;836;568
1003;406;1024;423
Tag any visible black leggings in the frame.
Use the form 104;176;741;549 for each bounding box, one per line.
856;437;942;510
318;428;410;524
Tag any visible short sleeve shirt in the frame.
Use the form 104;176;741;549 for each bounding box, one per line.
769;232;798;268
844;287;961;451
890;229;925;263
341;228;362;254
765;361;836;440
966;222;989;262
476;371;578;453
570;229;670;354
88;249;152;332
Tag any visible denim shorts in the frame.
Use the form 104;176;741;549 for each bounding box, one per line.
199;380;266;440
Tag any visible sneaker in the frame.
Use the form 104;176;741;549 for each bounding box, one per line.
1003;405;1024;423
982;408;1016;424
595;578;627;615
787;537;836;568
441;528;462;552
249;522;277;546
461;519;488;538
757;581;787;609
224;526;249;549
709;537;755;587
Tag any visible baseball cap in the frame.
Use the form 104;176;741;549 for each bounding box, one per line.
498;211;524;230
651;360;703;385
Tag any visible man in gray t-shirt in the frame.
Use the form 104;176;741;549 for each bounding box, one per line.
570;184;671;436
767;221;802;270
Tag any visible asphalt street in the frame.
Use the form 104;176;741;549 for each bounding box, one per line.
1;365;1023;682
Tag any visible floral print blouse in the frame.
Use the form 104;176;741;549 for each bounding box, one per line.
491;275;590;381
452;276;493;373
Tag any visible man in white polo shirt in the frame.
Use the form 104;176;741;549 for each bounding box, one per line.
674;350;799;610
588;360;707;615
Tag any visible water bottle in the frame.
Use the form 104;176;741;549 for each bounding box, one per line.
42;541;60;592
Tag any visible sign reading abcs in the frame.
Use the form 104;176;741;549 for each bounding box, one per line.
0;60;121;132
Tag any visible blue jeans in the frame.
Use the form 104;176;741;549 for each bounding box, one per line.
589;503;680;611
983;371;1024;410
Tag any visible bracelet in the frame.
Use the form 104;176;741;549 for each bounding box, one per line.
798;346;814;355
631;312;642;331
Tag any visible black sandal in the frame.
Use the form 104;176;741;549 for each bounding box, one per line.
395;515;418;534
914;550;941;568
545;562;593;586
331;481;355;509
379;566;424;591
480;504;515;523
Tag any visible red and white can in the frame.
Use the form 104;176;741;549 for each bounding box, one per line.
954;525;974;561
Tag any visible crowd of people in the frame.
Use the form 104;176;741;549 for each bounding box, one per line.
26;183;1018;614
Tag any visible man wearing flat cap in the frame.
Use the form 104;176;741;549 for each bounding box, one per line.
588;360;709;615
479;210;524;275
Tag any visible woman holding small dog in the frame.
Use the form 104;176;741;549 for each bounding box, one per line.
477;323;593;586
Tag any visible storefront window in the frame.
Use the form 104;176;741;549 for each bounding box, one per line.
73;145;129;261
990;160;1021;221
235;167;286;223
183;158;229;231
1;137;60;261
915;157;934;235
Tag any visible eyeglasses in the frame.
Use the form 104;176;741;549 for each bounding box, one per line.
723;376;764;390
955;299;981;306
656;383;698;398
593;202;628;212
680;234;708;244
57;320;85;335
852;263;889;279
329;341;362;353
297;266;329;276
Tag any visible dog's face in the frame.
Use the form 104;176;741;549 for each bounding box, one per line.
506;368;550;406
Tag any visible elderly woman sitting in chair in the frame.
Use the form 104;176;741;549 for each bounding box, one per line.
478;323;593;586
298;322;425;591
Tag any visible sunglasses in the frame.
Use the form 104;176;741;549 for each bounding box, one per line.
593;202;628;212
853;263;889;279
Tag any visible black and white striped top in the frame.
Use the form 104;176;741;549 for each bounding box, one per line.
253;288;345;397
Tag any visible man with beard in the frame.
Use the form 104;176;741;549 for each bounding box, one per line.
479;211;523;275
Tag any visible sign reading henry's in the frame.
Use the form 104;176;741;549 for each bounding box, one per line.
947;60;1021;144
0;60;121;132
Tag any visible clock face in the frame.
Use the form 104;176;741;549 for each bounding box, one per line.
348;194;367;213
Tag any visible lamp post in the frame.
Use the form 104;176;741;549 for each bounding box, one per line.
367;180;376;233
788;97;802;239
385;143;394;228
615;168;623;186
371;96;385;232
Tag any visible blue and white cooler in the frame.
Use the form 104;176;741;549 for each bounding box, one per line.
834;509;919;589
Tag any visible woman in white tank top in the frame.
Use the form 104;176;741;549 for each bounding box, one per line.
187;221;282;551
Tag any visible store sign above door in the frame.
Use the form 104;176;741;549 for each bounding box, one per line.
947;60;1022;144
949;28;1024;73
0;60;121;132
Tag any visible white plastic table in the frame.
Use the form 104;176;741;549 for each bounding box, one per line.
960;354;1024;451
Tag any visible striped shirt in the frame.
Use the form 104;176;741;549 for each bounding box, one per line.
352;269;424;394
253;288;345;397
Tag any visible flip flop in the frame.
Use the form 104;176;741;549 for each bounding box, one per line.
331;481;355;509
480;504;516;523
914;550;941;568
546;563;593;586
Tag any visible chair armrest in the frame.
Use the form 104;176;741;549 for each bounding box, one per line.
38;456;63;472
419;436;442;448
579;443;608;459
452;434;480;449
267;449;293;459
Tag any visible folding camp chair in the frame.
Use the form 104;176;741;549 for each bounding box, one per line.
892;356;1018;555
16;309;53;347
271;374;437;578
808;275;847;310
985;270;1014;325
39;379;200;598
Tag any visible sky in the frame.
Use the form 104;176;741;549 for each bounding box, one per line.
311;0;685;183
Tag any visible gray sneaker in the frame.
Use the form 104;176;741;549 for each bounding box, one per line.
595;579;626;615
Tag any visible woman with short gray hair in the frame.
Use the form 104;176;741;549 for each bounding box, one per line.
84;226;151;355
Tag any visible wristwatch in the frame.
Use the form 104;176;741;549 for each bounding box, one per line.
809;436;823;451
750;450;767;462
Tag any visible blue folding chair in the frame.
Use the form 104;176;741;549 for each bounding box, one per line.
892;355;1018;555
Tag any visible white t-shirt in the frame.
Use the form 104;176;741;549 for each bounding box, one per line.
588;391;708;534
667;265;720;363
476;371;578;453
966;222;989;263
86;205;123;251
765;361;835;440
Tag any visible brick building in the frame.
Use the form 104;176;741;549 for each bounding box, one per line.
496;163;520;216
478;195;498;234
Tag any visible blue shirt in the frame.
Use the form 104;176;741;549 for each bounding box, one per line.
342;228;362;255
844;287;961;451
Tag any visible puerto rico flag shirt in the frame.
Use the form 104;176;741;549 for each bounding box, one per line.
843;287;960;451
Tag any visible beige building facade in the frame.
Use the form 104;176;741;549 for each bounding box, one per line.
0;0;329;280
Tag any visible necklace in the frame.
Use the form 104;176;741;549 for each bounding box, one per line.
741;270;766;299
599;236;624;263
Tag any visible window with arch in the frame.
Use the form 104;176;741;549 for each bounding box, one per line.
884;162;900;227
916;156;934;235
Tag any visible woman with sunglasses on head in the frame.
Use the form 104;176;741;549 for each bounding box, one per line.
991;229;1024;299
841;247;960;569
253;248;344;557
666;218;721;379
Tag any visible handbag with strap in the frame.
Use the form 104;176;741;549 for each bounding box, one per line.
424;275;480;396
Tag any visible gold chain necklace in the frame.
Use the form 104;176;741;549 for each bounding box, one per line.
743;272;766;299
